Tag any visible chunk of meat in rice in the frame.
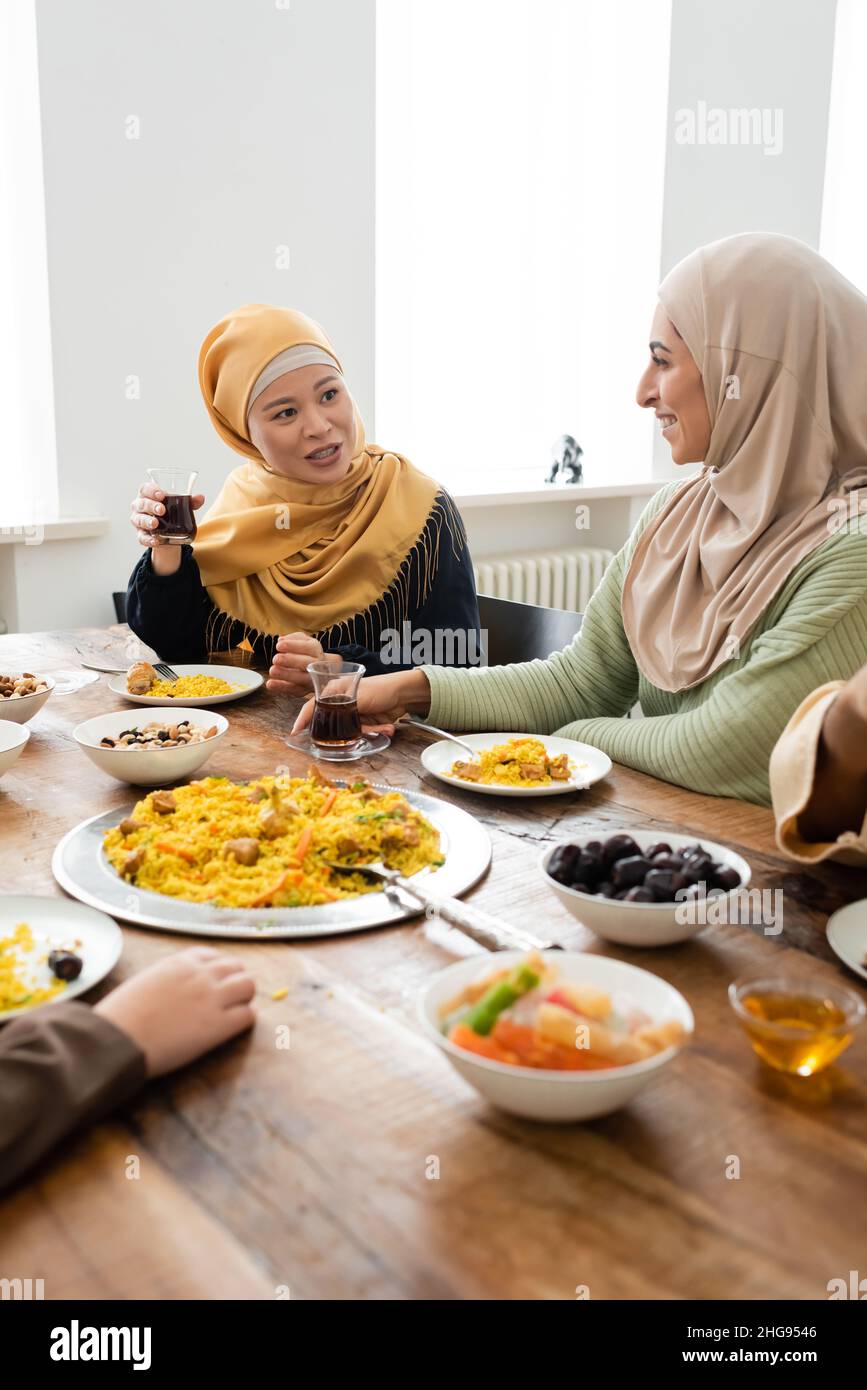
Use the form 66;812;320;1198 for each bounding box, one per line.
518;762;546;780
123;846;146;877
453;760;482;781
222;838;260;866
382;822;421;850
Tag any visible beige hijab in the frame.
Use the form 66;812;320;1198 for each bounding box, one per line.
621;232;867;693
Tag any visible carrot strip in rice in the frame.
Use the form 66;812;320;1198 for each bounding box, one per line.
294;825;313;862
249;869;301;908
154;841;197;863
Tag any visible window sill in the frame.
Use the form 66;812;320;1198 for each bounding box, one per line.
452;479;663;509
0;517;110;544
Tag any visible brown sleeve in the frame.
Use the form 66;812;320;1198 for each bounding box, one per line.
769;680;867;865
0;1001;147;1191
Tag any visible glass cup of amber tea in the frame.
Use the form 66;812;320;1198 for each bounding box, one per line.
146;468;199;544
728;973;865;1076
307;659;365;750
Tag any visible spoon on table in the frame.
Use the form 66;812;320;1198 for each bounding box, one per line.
323;857;562;953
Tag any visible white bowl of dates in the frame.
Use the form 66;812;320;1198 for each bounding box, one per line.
539;830;751;947
73;708;229;784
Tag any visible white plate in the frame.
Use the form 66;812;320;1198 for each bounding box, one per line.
108;663;265;707
52;780;492;939
420;731;611;797
0;895;123;1024
827;899;867;983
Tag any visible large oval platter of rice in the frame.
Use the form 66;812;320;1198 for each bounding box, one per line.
52;771;492;939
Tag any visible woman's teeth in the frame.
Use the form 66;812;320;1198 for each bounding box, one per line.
308;444;339;460
658;416;677;432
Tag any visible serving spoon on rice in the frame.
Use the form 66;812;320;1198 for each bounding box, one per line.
323;856;562;953
402;717;477;758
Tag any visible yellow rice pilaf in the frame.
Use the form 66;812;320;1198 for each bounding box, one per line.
0;922;67;1012
145;675;240;698
103;772;444;909
449;737;580;787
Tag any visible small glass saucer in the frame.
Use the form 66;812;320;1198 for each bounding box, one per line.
283;730;391;762
49;668;100;694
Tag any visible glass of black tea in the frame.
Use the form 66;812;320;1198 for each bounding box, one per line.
307;659;365;750
146;468;199;544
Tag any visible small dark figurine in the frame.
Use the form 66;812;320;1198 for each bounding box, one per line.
546;434;583;485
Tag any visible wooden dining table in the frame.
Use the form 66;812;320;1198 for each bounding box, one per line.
2;624;867;1302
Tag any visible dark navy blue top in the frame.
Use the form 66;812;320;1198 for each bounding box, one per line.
126;491;481;674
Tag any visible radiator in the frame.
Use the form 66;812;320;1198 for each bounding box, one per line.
473;547;614;612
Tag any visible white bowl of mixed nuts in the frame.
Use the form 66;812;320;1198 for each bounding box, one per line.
0;673;55;724
73;708;229;785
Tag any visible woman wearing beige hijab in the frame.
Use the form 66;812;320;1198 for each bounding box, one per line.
295;233;867;806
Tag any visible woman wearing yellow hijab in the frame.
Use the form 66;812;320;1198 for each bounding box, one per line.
126;305;479;690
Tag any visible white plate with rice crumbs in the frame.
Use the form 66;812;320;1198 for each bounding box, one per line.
420;732;612;797
0;896;123;1023
108;663;264;707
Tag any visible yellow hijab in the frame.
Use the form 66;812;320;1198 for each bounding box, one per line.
194;305;443;652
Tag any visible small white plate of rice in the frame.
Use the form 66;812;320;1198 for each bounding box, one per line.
108;663;264;707
420;733;611;797
0;896;123;1023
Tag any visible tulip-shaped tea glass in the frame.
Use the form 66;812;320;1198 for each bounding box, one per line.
307;659;365;750
146;468;199;544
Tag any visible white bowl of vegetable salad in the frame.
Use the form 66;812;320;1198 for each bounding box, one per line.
418;949;693;1122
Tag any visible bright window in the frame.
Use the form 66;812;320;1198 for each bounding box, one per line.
375;0;672;493
821;0;867;294
0;0;58;526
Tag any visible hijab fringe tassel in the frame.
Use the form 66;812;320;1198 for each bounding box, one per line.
204;491;467;665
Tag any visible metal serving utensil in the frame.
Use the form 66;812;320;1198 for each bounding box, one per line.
74;650;179;682
403;716;477;758
323;857;562;953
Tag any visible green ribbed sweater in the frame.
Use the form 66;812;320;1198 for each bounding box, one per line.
424;483;867;805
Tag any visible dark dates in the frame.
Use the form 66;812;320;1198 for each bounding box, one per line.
548;833;741;903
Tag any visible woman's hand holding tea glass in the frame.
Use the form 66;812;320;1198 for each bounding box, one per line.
131;469;204;576
292;668;433;740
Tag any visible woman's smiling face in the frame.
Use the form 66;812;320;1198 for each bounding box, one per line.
636;303;711;465
247;363;356;483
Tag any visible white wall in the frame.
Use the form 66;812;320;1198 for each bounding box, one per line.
3;0;374;631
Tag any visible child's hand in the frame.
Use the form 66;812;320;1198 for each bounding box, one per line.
95;947;256;1077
